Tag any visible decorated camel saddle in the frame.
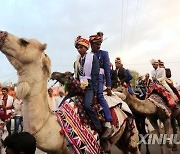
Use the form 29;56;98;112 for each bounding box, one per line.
146;82;177;117
53;74;135;153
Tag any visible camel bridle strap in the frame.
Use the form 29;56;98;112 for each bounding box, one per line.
32;112;51;136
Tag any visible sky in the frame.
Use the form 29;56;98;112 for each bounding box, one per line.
0;0;180;86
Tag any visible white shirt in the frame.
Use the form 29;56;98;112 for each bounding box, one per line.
151;67;166;84
13;98;23;116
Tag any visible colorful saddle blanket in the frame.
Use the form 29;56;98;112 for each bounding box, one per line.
56;97;128;154
147;83;175;108
146;83;174;117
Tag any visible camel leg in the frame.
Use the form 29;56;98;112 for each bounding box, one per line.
163;118;173;154
122;123;140;154
171;118;178;151
176;114;180;130
135;116;150;154
149;118;165;154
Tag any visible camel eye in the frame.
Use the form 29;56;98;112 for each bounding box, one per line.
19;38;29;46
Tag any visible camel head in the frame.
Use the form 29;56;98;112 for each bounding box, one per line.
50;71;74;85
50;71;83;95
0;30;51;99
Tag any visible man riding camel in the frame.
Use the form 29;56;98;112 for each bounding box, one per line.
89;32;114;139
158;60;180;104
74;36;102;134
111;57;134;95
150;59;178;108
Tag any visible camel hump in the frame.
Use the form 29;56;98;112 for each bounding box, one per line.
147;83;176;108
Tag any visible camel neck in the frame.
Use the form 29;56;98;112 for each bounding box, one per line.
23;77;50;134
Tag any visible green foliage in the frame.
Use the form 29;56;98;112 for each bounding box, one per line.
129;70;140;90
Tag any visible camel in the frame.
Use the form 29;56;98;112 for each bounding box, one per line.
0;31;68;154
0;31;140;154
116;86;174;154
134;84;180;152
50;71;141;154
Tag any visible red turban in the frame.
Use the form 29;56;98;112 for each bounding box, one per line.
89;32;103;44
75;36;90;49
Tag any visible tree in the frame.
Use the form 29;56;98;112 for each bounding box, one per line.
129;70;140;90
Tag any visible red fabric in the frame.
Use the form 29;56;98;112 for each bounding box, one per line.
147;83;176;108
0;97;12;121
110;108;118;126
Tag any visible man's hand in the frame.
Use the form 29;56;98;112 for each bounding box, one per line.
106;87;112;96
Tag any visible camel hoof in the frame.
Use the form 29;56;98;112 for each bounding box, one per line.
128;146;138;153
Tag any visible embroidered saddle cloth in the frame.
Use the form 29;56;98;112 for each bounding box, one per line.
146;83;172;117
56;97;128;154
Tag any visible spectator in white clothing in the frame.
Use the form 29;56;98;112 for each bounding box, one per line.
47;88;56;112
13;96;23;133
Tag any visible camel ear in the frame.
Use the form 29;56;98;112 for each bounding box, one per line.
40;43;47;51
42;54;51;77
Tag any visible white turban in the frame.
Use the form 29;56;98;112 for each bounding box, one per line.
150;59;158;65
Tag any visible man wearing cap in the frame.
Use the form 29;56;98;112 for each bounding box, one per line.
150;59;177;107
74;36;102;133
111;57;134;94
143;73;152;91
89;32;113;139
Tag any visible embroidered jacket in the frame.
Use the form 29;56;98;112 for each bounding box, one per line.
93;50;111;87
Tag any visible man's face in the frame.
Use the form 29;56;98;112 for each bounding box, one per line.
115;61;122;69
145;74;149;78
91;42;101;52
76;45;87;56
152;63;158;69
48;89;53;97
2;89;8;96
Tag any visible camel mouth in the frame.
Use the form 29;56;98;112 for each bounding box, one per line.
0;31;8;49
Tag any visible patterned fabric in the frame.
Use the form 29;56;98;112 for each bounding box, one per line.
146;83;175;108
56;98;127;154
78;57;85;76
59;77;132;153
148;94;171;117
57;101;101;154
89;32;103;43
75;36;90;49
